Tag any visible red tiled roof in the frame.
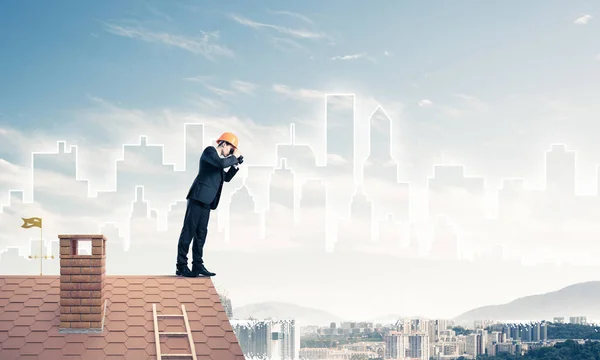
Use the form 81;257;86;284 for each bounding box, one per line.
0;276;245;360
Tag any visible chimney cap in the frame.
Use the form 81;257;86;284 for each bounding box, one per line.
58;234;106;240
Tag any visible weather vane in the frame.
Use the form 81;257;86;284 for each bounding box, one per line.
21;217;55;275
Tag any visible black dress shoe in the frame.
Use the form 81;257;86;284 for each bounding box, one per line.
192;265;216;277
176;265;196;277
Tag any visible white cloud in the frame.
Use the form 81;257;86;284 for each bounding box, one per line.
5;90;600;321
0;95;315;253
267;83;406;172
0;96;303;201
268;10;314;24
145;4;172;22
0;159;27;205
455;93;488;112
0;124;62;167
574;14;592;25
227;13;323;39
31;168;91;197
2;86;587;265
270;37;308;52
231;80;258;95
427;93;488;118
6;83;600;320
184;75;212;83
205;84;235;97
186;77;257;96
331;53;367;61
272;84;325;101
79;97;295;170
331;53;377;63
103;23;234;60
326;154;348;165
0;158;20;174
190;96;225;110
384;50;391;56
595;53;600;61
326;94;355;112
441;107;463;118
418;99;433;107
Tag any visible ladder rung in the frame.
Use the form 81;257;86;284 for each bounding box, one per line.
162;354;193;357
153;303;198;360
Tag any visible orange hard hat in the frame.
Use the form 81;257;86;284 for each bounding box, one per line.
217;132;238;148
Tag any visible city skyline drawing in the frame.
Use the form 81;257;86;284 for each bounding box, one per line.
2;94;600;320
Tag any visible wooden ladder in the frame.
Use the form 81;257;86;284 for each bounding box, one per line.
152;304;198;360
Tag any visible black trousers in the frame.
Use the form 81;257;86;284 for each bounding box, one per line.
176;199;211;267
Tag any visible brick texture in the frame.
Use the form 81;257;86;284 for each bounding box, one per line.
59;234;106;330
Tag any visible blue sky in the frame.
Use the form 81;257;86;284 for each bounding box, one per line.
0;0;599;230
2;1;600;317
1;0;600;229
1;0;599;200
3;0;599;130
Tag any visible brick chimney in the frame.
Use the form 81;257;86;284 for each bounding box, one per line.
59;234;107;333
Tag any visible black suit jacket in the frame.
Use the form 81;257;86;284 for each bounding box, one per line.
186;146;240;209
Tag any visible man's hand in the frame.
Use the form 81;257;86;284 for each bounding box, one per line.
233;148;241;157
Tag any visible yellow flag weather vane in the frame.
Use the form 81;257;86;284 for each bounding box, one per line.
21;217;54;275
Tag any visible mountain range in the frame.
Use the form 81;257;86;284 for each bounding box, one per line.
232;302;342;326
232;281;600;326
454;281;600;323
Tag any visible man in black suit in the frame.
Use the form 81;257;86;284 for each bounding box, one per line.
176;132;244;277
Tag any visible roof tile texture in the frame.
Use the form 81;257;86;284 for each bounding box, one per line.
0;276;245;360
